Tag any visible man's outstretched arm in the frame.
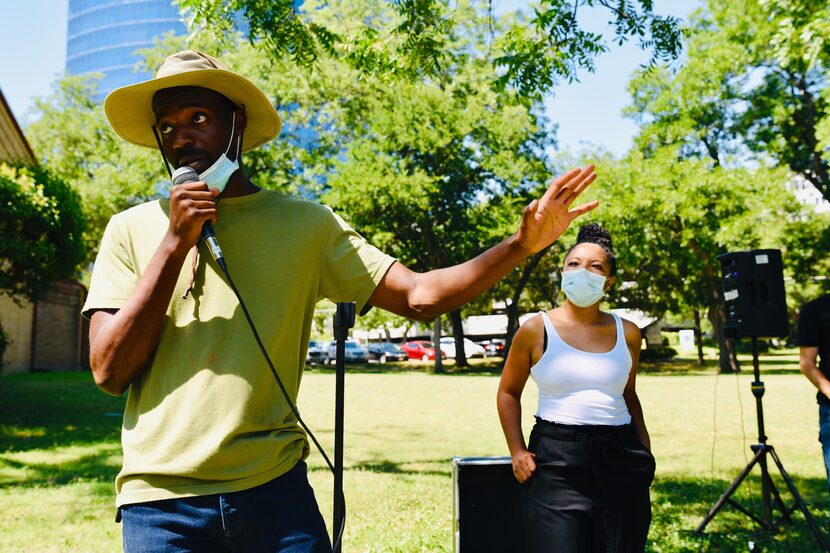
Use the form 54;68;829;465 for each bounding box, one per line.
368;165;598;321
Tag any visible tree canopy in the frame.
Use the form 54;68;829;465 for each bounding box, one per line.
0;164;86;302
627;0;830;201
25;76;163;261
177;0;683;98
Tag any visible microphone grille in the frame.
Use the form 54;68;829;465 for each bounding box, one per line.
172;166;199;185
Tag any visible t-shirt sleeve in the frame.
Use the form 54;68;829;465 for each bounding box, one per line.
318;208;396;313
81;213;138;319
797;301;819;347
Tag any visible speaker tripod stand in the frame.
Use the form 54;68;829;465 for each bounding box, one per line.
694;337;829;550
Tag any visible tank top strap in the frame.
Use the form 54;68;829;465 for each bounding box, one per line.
611;313;626;351
539;311;556;354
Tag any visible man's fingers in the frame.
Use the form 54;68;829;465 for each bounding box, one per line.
565;172;597;205
568;200;600;219
539;167;581;204
188;200;220;210
555;165;596;202
541;165;596;207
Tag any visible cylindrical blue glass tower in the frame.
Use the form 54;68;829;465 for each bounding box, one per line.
66;0;187;101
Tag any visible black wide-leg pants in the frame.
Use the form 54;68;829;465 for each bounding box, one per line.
521;419;656;553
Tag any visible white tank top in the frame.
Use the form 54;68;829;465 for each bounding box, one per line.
531;311;632;426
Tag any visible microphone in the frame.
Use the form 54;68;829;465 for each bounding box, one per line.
171;166;226;269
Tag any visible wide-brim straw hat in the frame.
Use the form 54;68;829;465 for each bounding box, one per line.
104;50;281;152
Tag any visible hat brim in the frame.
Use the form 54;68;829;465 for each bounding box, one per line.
104;69;281;153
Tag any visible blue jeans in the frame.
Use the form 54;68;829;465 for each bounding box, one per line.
820;405;830;499
121;461;331;553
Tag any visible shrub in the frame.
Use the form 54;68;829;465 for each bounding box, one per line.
0;164;86;302
639;345;678;361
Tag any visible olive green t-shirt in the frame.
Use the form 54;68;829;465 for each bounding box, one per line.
82;189;395;507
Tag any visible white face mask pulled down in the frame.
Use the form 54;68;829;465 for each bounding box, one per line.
163;117;241;193
561;268;607;308
197;117;241;193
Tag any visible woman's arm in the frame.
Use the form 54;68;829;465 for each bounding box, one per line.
497;316;542;483
622;320;650;451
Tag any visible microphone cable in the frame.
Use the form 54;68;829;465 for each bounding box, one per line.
211;252;346;550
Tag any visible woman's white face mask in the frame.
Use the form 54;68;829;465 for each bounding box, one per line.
561;268;606;307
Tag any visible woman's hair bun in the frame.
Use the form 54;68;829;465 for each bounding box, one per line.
576;222;613;252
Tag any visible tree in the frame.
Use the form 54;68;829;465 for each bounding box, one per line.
593;149;794;372
177;0;682;99
25;76;163;260
781;211;830;314
315;8;554;367
627;0;830;201
0;163;86;301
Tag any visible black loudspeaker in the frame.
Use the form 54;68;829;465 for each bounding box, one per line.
452;457;526;553
718;249;788;339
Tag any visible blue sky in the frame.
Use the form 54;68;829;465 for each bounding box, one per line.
0;0;699;156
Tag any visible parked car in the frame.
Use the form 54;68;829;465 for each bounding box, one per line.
478;338;506;357
402;340;437;361
438;337;486;359
326;340;369;363
367;342;407;363
306;340;327;364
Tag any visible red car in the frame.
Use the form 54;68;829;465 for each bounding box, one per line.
402;340;437;361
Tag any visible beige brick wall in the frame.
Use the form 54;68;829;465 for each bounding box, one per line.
0;281;88;374
0;294;33;374
32;281;87;371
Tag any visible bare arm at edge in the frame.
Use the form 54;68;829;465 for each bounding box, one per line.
800;346;830;400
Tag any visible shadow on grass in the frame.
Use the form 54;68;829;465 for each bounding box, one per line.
0;372;126;453
649;474;829;552
309;458;449;477
0;447;121;490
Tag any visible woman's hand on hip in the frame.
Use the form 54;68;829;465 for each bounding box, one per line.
512;449;536;483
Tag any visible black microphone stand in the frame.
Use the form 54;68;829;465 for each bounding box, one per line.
332;302;355;553
694;337;829;550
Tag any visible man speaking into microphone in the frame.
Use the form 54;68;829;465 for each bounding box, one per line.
83;50;598;552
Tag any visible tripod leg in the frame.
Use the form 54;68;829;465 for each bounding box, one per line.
757;452;791;524
768;447;830;551
758;453;773;528
764;471;790;523
695;448;764;534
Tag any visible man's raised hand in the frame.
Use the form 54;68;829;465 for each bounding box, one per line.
514;165;598;254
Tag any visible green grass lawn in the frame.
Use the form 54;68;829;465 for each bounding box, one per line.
1;352;827;552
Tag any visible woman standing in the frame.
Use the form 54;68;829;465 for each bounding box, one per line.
497;223;654;552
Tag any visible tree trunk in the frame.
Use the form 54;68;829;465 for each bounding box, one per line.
504;247;550;357
504;300;520;359
449;309;468;368
431;316;443;373
693;309;705;367
707;290;738;373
